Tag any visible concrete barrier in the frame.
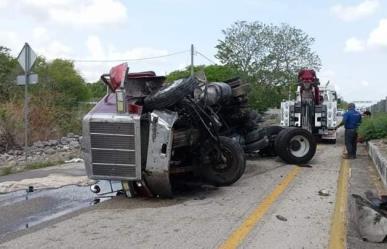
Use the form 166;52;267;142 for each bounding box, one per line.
368;141;387;187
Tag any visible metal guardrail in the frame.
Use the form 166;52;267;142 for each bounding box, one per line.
370;97;387;113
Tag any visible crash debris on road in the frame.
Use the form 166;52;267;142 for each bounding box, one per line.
352;193;387;243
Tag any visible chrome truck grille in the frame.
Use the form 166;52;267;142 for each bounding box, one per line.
82;113;142;181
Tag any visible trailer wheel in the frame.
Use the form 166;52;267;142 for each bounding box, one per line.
200;136;246;186
275;128;316;164
144;76;198;111
256;126;284;156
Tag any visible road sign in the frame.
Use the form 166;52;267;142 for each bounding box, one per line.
16;74;38;85
16;43;39;163
17;43;37;73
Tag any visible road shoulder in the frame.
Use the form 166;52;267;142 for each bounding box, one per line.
347;145;387;249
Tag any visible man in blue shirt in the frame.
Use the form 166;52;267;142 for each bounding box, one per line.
337;103;362;159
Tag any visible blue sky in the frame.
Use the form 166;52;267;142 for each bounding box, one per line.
0;0;386;104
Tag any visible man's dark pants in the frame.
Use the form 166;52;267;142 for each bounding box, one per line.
345;128;357;158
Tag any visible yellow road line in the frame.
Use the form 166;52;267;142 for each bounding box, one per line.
219;166;301;249
328;159;350;249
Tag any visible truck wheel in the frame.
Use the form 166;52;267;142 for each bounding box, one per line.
275;128;316;164
144;77;198;110
200;136;246;186
256;126;284;156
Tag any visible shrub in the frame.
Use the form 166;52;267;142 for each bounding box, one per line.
0;102;24;150
358;114;387;141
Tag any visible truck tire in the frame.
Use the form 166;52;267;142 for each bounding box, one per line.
275;128;316;164
257;126;284;156
200;136;246;186
144;77;198;110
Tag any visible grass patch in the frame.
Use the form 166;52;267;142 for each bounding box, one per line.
25;160;65;170
0;166;13;176
0;160;65;177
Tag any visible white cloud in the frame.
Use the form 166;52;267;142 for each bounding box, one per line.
77;35;171;82
331;0;380;22
20;0;127;26
0;27;73;60
32;27;49;41
0;31;22;52
0;0;10;8
367;18;387;47
86;35;105;59
344;37;365;52
344;18;387;52
360;80;370;86
36;41;72;60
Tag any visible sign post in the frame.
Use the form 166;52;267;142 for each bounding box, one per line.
16;43;38;162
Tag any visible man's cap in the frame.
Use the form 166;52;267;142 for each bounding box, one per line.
348;103;355;109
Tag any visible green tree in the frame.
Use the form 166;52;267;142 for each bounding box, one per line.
0;46;20;102
86;80;107;100
216;21;321;86
32;58;90;108
216;21;322;110
28;58;91;137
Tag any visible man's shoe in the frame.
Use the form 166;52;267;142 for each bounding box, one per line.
342;155;356;159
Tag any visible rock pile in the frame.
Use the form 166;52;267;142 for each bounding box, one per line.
0;133;82;168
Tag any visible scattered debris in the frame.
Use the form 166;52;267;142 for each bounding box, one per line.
65;158;84;163
0;134;82;168
318;189;330;196
365;190;387;215
352;194;387;243
276;215;288;222
298;164;313;168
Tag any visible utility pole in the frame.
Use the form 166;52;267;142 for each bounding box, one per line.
190;44;194;76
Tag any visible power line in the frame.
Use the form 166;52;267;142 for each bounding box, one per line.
195;50;217;65
71;49;190;63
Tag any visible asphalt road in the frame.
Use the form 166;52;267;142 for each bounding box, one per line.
0;145;344;249
0;128;385;249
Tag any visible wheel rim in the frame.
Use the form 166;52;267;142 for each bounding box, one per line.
206;146;233;172
289;135;310;158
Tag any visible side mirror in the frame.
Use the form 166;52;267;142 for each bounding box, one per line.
100;63;129;92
